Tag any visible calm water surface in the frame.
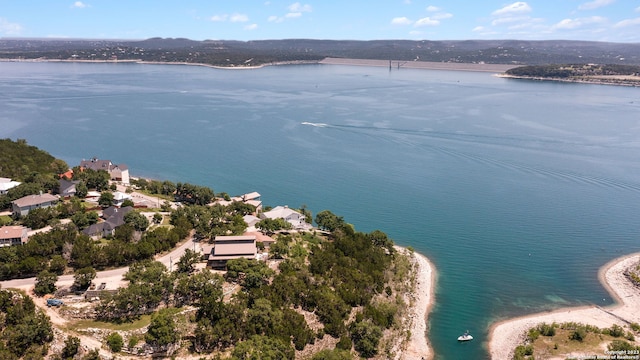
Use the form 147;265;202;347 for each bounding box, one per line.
1;62;640;359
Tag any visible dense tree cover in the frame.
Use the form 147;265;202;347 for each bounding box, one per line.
170;204;247;239
72;168;110;191
230;335;294;360
174;182;215;205
506;64;640;78
0;289;54;359
124;211;150;231
0;138;63;180
315;210;345;232
60;335;81;359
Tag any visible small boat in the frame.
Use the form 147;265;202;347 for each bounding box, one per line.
457;330;473;342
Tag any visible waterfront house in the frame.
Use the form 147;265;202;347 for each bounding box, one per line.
260;205;309;230
0;226;29;247
82;206;134;238
79;158;130;184
12;193;59;217
207;235;257;270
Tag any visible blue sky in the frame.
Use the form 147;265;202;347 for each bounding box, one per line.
1;1;639;42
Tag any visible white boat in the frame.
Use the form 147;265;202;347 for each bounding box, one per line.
457;330;473;341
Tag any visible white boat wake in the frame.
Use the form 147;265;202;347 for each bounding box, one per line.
301;122;328;128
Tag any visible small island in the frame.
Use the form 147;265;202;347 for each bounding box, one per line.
501;64;640;87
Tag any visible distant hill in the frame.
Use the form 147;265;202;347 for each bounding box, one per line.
1;38;639;66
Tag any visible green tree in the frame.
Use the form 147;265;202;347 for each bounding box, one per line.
176;249;201;274
315;210;344;232
153;212;163;224
34;269;58;296
145;308;179;350
61;336;80;359
75;181;88;198
256;217;292;234
22;207;56;229
106;332;124;352
350;321;382;358
49;254;68;275
124;211;149;232
231;335;294;360
73;266;96;291
98;191;114;207
121;198;135;208
311;349;354;360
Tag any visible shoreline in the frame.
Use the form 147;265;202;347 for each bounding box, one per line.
488;252;640;360
497;73;640;87
1;57;517;73
394;246;436;360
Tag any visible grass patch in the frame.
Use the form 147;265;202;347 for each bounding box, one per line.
0;215;12;226
70;315;152;331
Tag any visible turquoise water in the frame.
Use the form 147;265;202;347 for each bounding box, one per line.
2;62;640;359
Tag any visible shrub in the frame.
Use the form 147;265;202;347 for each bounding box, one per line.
106;332;123;352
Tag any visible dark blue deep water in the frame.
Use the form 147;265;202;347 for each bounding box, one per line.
1;62;640;359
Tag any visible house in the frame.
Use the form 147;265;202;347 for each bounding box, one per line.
260;205;309;230
12;193;59;217
243;231;276;249
0;178;21;195
215;191;263;212
79;158;130;184
243;214;261;228
112;191;132;206
58;179;80;198
0;226;29;247
82;206;133;238
207;235;257;270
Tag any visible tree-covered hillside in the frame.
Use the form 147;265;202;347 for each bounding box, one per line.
0;138;67;181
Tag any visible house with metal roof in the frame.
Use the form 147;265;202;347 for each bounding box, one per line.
0;178;21;195
12;193;59;217
207;235;257;270
260;205;310;230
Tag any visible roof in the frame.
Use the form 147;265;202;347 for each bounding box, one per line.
243;231;276;244
0;180;21;192
12;193;59;208
213;235;256;256
102;206;133;220
80;158;113;171
241;192;261;200
58;179;79;193
112;191;132;201
0;226;28;240
82;222;105;236
262;206;303;220
208;254;256;261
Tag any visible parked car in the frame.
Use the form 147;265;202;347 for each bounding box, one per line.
46;298;64;307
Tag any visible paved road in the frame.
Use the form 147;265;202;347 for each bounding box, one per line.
0;236;202;291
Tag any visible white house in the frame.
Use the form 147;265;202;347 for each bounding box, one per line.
0;178;21;195
260;205;309;230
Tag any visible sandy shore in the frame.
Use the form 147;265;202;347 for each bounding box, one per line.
394;246;436;360
488;252;640;360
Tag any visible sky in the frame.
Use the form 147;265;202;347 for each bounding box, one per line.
1;1;640;43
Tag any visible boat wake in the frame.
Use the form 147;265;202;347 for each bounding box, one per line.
301;122;329;128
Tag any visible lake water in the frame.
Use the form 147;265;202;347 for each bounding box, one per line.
1;61;640;359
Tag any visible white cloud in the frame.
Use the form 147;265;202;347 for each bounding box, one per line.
0;18;23;35
211;14;249;23
244;23;258;30
432;12;452;20
391;17;413;25
211;15;228;22
472;26;485;32
426;5;441;12
288;2;312;13
492;2;532;16
285;12;302;18
414;17;439;27
230;14;249;23
268;15;282;22
492;16;529;26
578;0;615;11
72;1;88;8
614;17;640;28
552;16;606;30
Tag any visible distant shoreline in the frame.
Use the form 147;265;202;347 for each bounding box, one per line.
0;57;518;73
497;73;640;87
488;252;640;359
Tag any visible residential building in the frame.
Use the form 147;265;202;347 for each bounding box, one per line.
112;191;132;206
0;226;29;247
79;158;130;184
12;193;59;217
82;206;134;238
0;178;21;195
260;205;310;230
207;235;257;270
58;178;80;198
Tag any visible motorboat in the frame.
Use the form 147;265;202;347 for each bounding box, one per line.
457;330;473;341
